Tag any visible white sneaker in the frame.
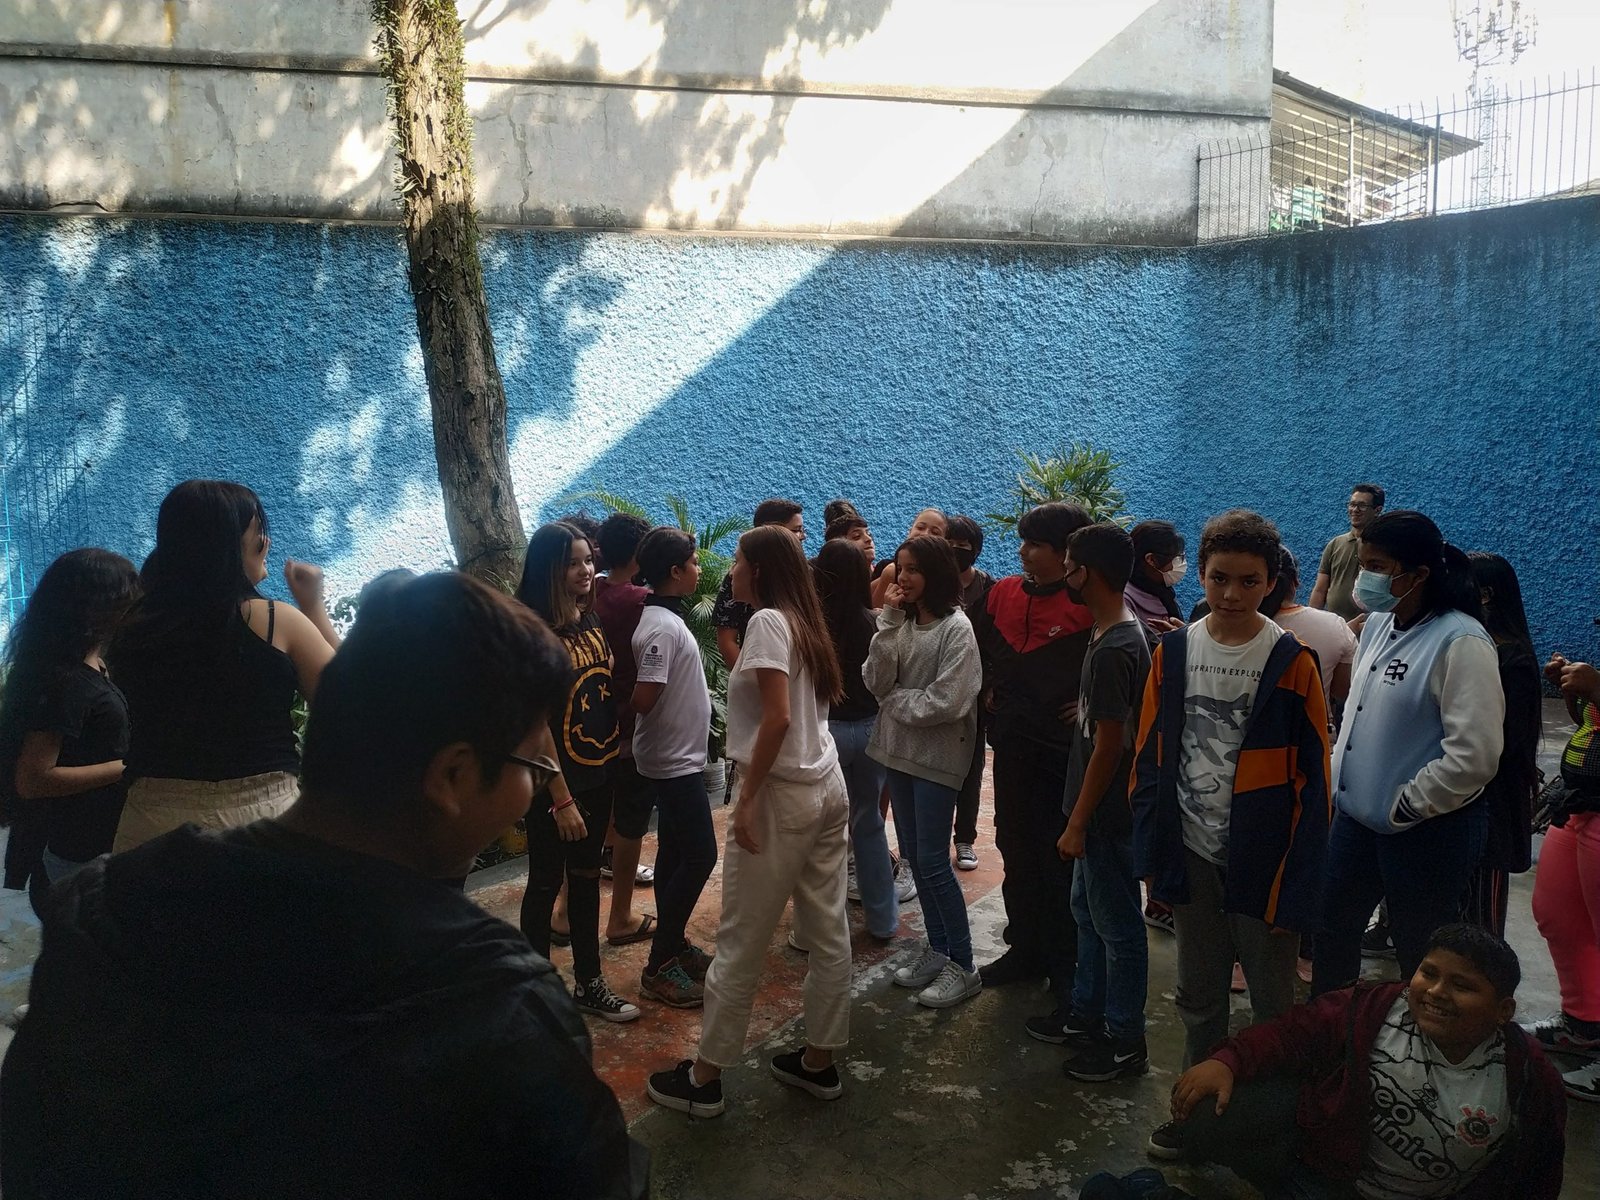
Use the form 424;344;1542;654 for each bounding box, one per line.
954;843;978;871
893;857;918;903
916;961;983;1009
893;945;948;989
1564;1060;1600;1104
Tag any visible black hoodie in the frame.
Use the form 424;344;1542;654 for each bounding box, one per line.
1;822;648;1200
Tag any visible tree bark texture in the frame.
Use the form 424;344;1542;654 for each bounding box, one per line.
373;0;525;586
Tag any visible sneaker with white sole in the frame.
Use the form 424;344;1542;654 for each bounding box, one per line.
845;858;861;903
955;842;978;871
893;856;918;903
1563;1059;1600;1104
1525;1012;1600;1057
1064;1033;1149;1082
916;960;982;1009
1361;921;1396;960
1147;1120;1187;1161
647;1059;724;1118
770;1049;844;1100
574;976;641;1023
1142;902;1175;935
894;945;949;989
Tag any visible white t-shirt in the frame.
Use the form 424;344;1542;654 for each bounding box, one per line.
631;604;712;779
1277;605;1357;706
1177;616;1282;864
726;608;838;784
1357;996;1509;1199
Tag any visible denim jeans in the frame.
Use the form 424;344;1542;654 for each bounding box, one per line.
1069;830;1148;1040
646;771;719;975
831;717;898;938
886;768;973;970
1313;800;1489;996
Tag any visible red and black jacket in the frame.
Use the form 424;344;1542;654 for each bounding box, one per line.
968;575;1093;751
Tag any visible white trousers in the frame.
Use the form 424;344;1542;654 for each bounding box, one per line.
698;766;852;1067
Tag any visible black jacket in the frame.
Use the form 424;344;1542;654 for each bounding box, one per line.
1;823;649;1200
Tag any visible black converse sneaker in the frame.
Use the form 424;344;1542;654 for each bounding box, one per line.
647;1060;725;1118
770;1049;843;1100
574;976;641;1023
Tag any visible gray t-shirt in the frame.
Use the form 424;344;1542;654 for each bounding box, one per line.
1318;531;1363;620
1062;619;1151;839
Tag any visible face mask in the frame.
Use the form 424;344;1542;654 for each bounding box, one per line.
1354;568;1416;614
1161;557;1187;587
952;546;977;572
1065;581;1086;606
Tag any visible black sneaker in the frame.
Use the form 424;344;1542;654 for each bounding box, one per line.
770;1049;844;1100
1146;1120;1187;1161
978;949;1045;987
1361;922;1396;960
647;1059;725;1118
1065;1034;1149;1082
1025;1009;1100;1044
574;976;641;1023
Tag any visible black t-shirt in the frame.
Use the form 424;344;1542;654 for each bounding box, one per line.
28;664;130;862
711;574;754;642
550;612;620;794
1062;620;1150;839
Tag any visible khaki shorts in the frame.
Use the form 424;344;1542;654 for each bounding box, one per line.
113;771;299;854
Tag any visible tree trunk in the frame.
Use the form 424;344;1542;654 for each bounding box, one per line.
372;0;524;586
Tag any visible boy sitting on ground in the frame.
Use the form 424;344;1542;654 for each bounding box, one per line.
1166;923;1566;1199
1;573;647;1200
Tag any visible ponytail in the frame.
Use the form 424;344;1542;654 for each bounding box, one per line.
1361;510;1482;623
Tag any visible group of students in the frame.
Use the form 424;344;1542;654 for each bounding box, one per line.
0;476;1595;1198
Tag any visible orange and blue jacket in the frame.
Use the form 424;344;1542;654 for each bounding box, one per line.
1130;626;1332;932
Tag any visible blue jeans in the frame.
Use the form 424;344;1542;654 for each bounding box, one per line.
646;771;719;974
886;768;972;970
1070;831;1148;1039
832;717;897;939
1313;800;1489;995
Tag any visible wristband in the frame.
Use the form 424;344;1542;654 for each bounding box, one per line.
550;797;576;814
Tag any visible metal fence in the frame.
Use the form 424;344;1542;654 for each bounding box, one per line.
1198;70;1598;243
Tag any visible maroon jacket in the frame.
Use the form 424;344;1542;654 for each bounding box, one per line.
1209;982;1566;1199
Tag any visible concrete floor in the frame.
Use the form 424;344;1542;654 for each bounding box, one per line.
1;699;1595;1196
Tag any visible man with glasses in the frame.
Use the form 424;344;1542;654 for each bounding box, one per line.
2;572;648;1199
1310;483;1386;621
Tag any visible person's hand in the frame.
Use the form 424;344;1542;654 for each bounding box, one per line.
1153;617;1185;634
1559;661;1600;702
1057;825;1087;861
1057;698;1080;723
284;559;326;609
884;581;907;611
732;793;762;854
1348;613;1367;635
553;802;587;842
1545;653;1569;687
1171;1059;1235;1121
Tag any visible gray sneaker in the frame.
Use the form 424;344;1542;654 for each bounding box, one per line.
954;842;978;871
893;945;948;989
893;857;918;903
916;961;983;1009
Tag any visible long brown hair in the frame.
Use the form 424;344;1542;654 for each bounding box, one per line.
741;525;842;703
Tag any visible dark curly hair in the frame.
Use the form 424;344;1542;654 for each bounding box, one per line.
1198;509;1282;575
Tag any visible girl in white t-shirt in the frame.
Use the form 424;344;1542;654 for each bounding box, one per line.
630;528;718;1009
647;525;851;1118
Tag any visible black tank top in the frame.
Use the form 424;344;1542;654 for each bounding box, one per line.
120;601;301;781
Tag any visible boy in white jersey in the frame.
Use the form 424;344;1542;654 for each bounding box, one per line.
1165;924;1566;1200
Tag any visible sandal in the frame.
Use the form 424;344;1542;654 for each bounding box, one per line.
549;927;571;948
606;913;657;947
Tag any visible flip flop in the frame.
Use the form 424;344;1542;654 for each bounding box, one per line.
606;914;657;947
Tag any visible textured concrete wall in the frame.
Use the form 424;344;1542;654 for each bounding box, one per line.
4;197;1595;654
0;0;1270;242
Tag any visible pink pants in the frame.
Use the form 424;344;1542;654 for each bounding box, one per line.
1531;813;1600;1022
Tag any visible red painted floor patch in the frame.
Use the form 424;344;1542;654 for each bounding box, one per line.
471;763;1002;1122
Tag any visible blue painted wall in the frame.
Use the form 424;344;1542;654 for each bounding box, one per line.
2;199;1595;654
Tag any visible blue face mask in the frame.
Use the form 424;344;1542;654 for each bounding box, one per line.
1354;568;1415;613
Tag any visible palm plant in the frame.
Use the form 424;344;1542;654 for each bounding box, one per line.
985;442;1129;533
558;490;746;761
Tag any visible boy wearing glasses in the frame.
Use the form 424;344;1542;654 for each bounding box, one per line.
1310;483;1386;620
2;573;648;1200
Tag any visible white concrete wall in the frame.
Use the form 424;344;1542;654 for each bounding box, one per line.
0;0;1273;243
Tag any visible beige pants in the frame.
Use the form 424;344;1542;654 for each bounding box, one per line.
112;771;299;854
699;766;852;1068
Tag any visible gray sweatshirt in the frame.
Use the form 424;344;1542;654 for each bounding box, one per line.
862;606;983;789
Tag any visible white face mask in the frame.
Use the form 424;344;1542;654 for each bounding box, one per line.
1161;557;1188;587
